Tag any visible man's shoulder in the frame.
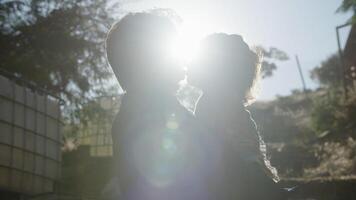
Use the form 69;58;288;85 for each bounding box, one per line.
113;99;198;132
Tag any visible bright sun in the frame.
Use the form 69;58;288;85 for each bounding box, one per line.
168;21;205;66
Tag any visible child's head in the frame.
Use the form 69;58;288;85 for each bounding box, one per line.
106;12;182;93
190;33;261;105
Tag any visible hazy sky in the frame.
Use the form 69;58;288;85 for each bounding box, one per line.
119;0;352;100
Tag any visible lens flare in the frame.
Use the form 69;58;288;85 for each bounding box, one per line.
168;21;205;65
132;115;188;188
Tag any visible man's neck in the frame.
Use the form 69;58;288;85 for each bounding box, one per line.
124;86;178;109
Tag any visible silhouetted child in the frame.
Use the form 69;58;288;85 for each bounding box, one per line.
189;33;287;200
106;11;211;200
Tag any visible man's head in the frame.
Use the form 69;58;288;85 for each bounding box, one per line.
106;12;182;93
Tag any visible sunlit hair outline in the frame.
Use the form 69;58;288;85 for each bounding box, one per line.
244;47;262;107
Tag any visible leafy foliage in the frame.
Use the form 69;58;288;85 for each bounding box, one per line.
337;0;356;23
257;46;289;78
311;53;341;88
0;0;120;106
250;90;314;144
310;90;343;133
310;89;356;134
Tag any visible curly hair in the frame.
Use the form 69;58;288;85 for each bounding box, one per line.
190;33;261;106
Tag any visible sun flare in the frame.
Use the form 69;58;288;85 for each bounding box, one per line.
168;21;205;66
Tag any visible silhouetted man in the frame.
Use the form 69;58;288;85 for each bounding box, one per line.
106;12;209;200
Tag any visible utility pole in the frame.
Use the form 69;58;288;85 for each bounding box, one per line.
295;55;307;93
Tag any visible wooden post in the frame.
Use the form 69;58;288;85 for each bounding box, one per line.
295;55;307;93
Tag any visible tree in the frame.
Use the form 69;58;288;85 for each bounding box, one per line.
310;53;341;88
0;0;120;108
257;46;289;78
337;0;356;23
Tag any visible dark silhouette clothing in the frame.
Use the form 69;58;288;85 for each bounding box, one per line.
194;99;287;200
110;94;286;200
111;95;215;200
